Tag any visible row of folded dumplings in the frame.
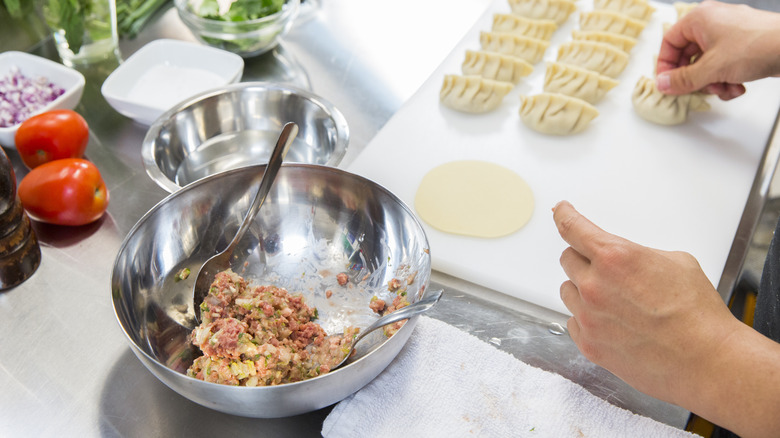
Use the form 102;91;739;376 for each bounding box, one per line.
631;2;710;125
440;0;658;135
525;0;653;135
439;0;571;116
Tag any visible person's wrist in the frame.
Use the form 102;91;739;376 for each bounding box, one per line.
670;314;743;411
758;10;780;77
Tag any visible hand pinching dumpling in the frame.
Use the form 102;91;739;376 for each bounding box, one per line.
519;92;599;135
507;0;577;25
480;31;550;64
631;76;710;125
543;62;618;104
579;10;646;38
440;74;514;113
492;13;557;41
593;0;655;22
571;30;637;53
462;50;534;84
557;40;629;78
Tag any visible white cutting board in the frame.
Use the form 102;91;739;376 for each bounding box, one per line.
347;0;780;315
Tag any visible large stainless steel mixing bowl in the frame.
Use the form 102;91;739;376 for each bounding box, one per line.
111;164;432;418
142;82;349;193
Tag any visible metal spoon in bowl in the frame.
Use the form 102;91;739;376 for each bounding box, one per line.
308;288;444;372
192;121;299;324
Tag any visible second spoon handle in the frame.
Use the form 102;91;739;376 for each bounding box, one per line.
355;289;444;344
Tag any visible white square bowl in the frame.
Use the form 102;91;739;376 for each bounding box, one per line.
0;52;86;148
101;39;244;125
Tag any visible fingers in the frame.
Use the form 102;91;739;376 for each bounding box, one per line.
561;282;583;345
566;316;581;345
655;1;756;99
560;280;582;316
656;65;705;96
657;36;698;78
560;246;589;287
552;201;606;260
703;82;746;100
655;8;714;95
657;59;747;100
656;18;703;93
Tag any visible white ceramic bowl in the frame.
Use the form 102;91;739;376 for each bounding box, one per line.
101;39;244;125
0;51;85;148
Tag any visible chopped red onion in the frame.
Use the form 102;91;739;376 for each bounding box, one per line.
0;66;65;128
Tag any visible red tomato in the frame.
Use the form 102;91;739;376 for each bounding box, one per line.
15;109;89;169
18;158;109;226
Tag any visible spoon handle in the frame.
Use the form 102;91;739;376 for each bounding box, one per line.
355;289;444;343
225;122;298;252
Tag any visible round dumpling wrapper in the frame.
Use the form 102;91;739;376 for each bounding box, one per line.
414;161;534;238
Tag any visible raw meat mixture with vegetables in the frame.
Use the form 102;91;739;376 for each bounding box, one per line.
370;277;412;337
187;269;358;386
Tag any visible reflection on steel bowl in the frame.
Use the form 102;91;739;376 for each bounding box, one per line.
141;82;349;193
111;164;432;417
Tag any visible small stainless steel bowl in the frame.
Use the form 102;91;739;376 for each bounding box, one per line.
111;164;432;418
142;82;349;193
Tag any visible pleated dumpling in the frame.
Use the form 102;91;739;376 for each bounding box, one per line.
674;1;699;19
507;0;577;25
462;50;534;84
593;0;655;22
571;30;637;53
557;41;629;78
440;74;514;113
492;13;557;41
579;10;646;38
631;76;710;125
519;92;599;135
480;32;550;64
543;62;618;104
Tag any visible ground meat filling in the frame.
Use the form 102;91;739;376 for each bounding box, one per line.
187;269;356;387
370;278;412;337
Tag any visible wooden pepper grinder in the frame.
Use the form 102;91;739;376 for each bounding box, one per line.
0;148;41;290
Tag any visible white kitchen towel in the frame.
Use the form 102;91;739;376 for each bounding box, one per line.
322;316;696;437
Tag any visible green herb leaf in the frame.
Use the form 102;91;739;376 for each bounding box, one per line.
196;0;219;17
45;0;85;53
117;0;171;38
195;0;283;21
2;0;23;18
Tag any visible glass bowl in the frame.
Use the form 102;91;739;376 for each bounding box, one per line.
174;0;300;57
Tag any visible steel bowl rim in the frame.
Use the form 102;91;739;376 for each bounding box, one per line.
111;163;432;392
141;81;350;193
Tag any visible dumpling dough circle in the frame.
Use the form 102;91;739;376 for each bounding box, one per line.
414;161;534;238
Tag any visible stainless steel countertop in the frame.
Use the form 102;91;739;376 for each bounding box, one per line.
2;0;779;435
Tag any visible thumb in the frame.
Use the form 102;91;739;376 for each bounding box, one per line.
656;63;709;95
